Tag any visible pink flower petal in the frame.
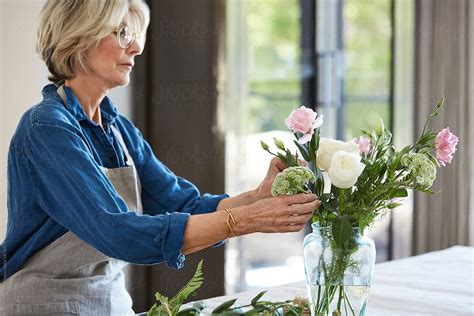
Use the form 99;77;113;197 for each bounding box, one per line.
356;136;372;155
435;127;459;167
285;106;323;135
298;132;313;144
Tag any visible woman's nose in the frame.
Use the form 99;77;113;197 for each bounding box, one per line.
127;38;144;56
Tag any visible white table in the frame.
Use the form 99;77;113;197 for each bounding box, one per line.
192;246;474;315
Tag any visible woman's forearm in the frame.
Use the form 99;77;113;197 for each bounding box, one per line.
216;189;259;210
182;191;259;255
181;209;248;255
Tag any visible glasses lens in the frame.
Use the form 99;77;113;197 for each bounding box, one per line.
119;27;133;48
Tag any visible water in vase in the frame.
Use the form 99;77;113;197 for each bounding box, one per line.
306;284;370;316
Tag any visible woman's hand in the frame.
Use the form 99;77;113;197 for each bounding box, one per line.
255;157;308;199
255;157;288;199
232;193;320;235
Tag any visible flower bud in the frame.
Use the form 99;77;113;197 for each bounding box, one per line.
376;119;385;136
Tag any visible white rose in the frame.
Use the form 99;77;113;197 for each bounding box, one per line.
327;151;365;189
316;138;360;171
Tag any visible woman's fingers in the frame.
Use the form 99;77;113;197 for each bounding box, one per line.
283;220;308;232
271;157;288;171
243;193;320;234
279;193;318;206
287;213;312;225
298;159;308;167
287;199;320;215
279;200;318;230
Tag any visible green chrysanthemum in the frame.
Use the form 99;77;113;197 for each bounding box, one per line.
271;166;316;196
401;153;437;189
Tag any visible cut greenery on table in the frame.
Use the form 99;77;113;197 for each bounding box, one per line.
147;260;310;315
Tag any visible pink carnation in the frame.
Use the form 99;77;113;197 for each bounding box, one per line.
284;106;324;144
356;136;372;155
435;127;459;167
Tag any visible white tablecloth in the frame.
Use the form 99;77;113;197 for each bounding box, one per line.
192;246;474;315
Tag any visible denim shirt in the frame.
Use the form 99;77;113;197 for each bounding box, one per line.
0;84;228;281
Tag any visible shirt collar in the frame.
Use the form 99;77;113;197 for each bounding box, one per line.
42;84;119;125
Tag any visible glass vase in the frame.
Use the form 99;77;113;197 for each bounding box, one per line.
303;224;376;316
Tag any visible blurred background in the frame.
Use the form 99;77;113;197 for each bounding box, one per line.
1;0;472;312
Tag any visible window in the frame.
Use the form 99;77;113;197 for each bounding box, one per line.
225;0;413;293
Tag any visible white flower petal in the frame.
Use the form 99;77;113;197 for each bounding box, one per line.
327;151;365;189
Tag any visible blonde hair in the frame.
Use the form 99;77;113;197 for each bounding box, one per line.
37;0;150;85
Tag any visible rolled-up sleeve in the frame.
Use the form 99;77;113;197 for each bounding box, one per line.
26;121;191;268
155;212;190;269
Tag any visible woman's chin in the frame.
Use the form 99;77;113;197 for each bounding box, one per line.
109;75;130;88
119;77;130;87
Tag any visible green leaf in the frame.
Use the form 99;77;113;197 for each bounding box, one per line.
293;140;310;161
243;305;270;315
388;202;402;209
314;168;325;197
308;129;319;162
169;260;204;308
426;152;440;167
321;198;338;213
378;163;387;178
177;301;206;315
360;128;371;137
212;299;238;314
218;312;245;316
150;305;170;316
285;149;298;167
177;309;199;315
146;304;159;316
370;161;381;177
155;292;169;306
276;153;291;167
393;145;411;168
192;301;206;310
332;216;352;247
419;132;437;145
211;311;244;316
390;188;408;198
319;193;332;202
273;138;286;151
251;291;267;307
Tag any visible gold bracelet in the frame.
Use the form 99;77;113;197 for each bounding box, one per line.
224;208;236;238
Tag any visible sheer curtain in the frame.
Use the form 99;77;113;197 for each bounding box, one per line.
413;0;474;254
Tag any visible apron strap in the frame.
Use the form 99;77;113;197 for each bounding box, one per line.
56;85;134;167
110;125;134;166
57;85;68;106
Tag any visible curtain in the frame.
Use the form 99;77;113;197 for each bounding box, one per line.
128;0;227;312
413;0;474;254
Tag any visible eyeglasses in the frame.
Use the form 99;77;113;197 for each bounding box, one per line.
113;26;141;49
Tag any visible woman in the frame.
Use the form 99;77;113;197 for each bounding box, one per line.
0;0;320;315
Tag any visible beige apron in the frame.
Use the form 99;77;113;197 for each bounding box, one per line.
1;86;144;315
